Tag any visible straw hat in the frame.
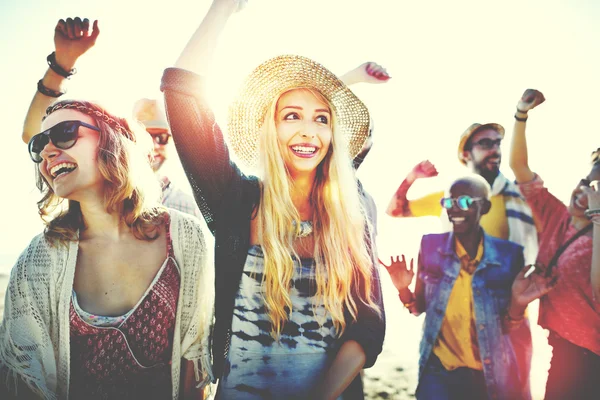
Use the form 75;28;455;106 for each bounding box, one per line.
457;122;505;165
132;98;170;131
227;55;371;168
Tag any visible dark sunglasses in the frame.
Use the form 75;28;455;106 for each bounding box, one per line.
28;120;100;163
440;195;484;211
150;132;170;145
472;138;502;150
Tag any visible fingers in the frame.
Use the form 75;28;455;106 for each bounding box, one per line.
409;258;414;272
55;19;68;36
365;62;391;81
91;20;100;39
377;258;389;268
57;17;97;40
66;17;75;38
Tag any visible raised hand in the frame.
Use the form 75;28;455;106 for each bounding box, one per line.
54;17;100;70
409;160;438;181
339;61;391;86
379;255;414;291
511;264;557;309
581;183;600;210
517;89;545;112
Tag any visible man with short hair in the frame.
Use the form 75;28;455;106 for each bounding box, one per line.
385;122;538;265
132;98;202;219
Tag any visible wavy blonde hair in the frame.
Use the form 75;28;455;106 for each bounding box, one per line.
256;88;381;338
36;100;166;245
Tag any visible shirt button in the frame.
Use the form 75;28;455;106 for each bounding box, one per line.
476;290;481;295
479;324;485;331
484;358;491;365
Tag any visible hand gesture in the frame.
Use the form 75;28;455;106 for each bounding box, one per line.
340;62;391;86
511;265;557;308
517;89;545;112
409;160;438;181
54;17;100;70
380;255;414;291
581;183;600;210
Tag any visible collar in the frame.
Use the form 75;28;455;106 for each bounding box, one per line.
455;235;484;274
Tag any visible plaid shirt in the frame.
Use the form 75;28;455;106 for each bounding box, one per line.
161;177;202;220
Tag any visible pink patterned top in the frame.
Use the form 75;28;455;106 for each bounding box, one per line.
519;175;600;355
68;219;181;399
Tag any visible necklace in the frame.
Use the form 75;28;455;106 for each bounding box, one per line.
294;220;314;238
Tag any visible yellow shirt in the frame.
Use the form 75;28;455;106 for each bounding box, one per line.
432;237;484;371
409;191;509;240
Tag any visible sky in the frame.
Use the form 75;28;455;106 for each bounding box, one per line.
0;1;599;397
2;0;600;260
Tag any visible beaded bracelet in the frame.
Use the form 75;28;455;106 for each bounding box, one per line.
47;52;76;79
37;79;64;98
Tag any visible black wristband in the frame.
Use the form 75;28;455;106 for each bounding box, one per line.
514;114;528;122
46;52;76;79
37;79;65;98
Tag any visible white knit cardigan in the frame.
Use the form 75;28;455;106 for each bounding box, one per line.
0;209;215;399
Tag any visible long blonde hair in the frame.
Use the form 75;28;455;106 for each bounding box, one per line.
36;100;166;245
256;88;381;337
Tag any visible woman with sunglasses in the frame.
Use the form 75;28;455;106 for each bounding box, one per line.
381;174;555;400
0;100;214;399
509;89;600;400
161;1;384;399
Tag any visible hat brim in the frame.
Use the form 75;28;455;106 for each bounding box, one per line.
227;55;370;168
458;123;505;165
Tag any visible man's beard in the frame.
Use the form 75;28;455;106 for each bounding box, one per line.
474;156;500;186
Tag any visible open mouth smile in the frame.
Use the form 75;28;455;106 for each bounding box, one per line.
49;162;78;180
290;144;319;158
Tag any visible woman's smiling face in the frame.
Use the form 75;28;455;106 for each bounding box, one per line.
38;109;103;201
275;88;332;177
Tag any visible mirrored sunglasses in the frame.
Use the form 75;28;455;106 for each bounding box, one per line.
28;120;100;163
440;195;484;211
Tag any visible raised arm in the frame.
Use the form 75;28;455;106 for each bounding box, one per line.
174;0;243;74
23;18;99;143
162;0;249;232
509;89;545;183
385;160;439;217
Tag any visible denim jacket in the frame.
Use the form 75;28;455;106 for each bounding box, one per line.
417;232;532;400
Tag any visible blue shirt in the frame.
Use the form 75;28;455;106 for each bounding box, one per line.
417;232;532;400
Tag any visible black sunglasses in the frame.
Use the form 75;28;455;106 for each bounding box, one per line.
472;138;502;150
28;120;100;163
440;195;484;211
150;132;170;145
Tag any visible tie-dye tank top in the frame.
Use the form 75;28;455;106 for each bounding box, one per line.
217;245;338;399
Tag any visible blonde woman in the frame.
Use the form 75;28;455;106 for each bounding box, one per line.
161;1;385;399
0;100;213;399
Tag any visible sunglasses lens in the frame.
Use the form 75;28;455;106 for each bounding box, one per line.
153;133;169;145
29;134;49;162
457;196;473;210
440;198;453;209
52;121;78;149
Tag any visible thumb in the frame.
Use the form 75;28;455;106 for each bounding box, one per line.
91;20;100;39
